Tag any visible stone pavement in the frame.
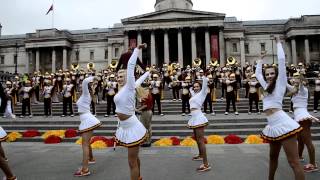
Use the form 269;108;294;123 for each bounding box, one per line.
1;142;320;180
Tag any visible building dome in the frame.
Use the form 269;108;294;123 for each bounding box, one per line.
155;0;193;11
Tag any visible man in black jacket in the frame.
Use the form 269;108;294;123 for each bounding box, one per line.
116;47;146;71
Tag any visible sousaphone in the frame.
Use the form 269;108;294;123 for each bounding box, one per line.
209;58;218;67
192;58;202;68
226;56;236;66
109;59;118;69
71;63;79;71
87;62;95;71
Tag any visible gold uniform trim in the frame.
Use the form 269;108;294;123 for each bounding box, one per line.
115;132;148;148
78;122;102;134
261;126;303;141
0;135;8;142
187;122;209;129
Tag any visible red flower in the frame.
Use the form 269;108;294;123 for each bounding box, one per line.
44;135;62;144
23;130;40;137
224;134;243;144
65;129;78;138
170;137;180;146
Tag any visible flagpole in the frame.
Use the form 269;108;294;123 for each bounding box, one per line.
52;0;54;28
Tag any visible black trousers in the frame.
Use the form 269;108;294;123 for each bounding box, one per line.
35;86;40;101
22;98;31;116
226;91;236;112
249;92;259;112
91;101;96;115
245;83;249;98
314;91;320;110
152;93;162;114
181;94;190;113
107;95;116;115
63;97;73;115
204;93;213;113
221;84;226;98
44;98;52;116
172;86;180;100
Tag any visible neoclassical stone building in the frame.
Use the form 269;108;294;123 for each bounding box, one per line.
0;0;320;74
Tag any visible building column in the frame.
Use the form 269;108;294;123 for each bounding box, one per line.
36;49;40;72
150;31;156;65
285;41;292;65
205;29;211;66
25;50;30;74
124;32;129;51
51;48;56;73
177;28;183;66
164;29;169;64
291;38;297;65
219;30;225;66
108;44;112;64
63;48;67;70
240;38;245;68
191;28;197;60
137;31;142;60
305;38;310;64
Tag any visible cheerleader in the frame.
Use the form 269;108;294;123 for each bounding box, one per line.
4;81;16;119
114;43;150;180
74;76;102;177
0;84;17;180
188;76;211;172
287;72;319;172
256;36;305;180
313;74;320;113
248;74;260;114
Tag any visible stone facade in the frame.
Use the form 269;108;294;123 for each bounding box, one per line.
0;0;320;74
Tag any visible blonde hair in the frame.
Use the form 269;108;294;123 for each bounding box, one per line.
136;86;149;99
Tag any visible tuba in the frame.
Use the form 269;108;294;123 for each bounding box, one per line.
192;58;202;68
87;62;95;71
109;59;118;69
71;63;79;71
209;58;218;68
226;57;236;66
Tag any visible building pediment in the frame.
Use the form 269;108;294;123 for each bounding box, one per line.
122;8;225;25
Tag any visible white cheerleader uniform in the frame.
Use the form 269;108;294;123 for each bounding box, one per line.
114;48;150;147
256;42;302;141
76;77;102;133
188;77;209;129
0;126;8;142
287;84;319;123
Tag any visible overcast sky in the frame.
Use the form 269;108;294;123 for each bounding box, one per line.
0;0;319;35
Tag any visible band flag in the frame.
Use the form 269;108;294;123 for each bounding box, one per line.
46;4;53;15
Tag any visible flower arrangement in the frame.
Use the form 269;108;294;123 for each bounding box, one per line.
244;135;264;144
22;130;40;138
207;135;225;144
224;134;243;144
6;132;22;142
65;129;78;138
44;135;62;144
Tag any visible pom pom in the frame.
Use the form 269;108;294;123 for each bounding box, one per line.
207;135;225;144
180;137;197;146
44;135;62;144
23;130;40;137
170;137;180;146
244;135;263;144
153;138;172;147
6;131;22;142
65;129;78;138
42;130;66;139
224;134;243;144
75;137;82;145
91;140;107;149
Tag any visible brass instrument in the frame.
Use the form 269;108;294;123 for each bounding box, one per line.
71;63;79;71
209;58;219;67
192;58;202;68
87;62;95;71
226;56;236;66
109;59;118;69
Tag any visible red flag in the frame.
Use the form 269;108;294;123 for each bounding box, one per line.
46;4;53;15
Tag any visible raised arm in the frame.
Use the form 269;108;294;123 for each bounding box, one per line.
126;48;140;90
286;83;295;93
135;72;150;88
200;77;208;96
82;76;94;96
189;87;195;97
255;60;267;90
276;38;286;83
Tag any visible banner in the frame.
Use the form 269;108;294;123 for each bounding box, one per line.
210;35;219;60
129;39;137;49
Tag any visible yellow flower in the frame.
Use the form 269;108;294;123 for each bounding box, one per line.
41;130;66;139
90;140;107;149
153;138;172;147
180;137;197;146
245;135;263;144
75;137;82;145
207;135;225;144
6;132;22;142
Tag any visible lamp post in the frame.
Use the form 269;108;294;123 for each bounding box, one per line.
14;42;18;74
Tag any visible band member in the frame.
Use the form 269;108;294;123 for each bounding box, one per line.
51;75;60;103
248;74;260;114
256;36;305;180
224;73;239;115
56;70;64;92
170;70;181;101
203;74;215;115
136;87;153;147
62;78;74;117
188;76;211;172
150;73;163;116
181;76;191;116
162;63;171;89
42;79;54;117
74;76;102;177
3;81;16;119
89;80;98;116
313;74;320;113
20;80;33;118
71;71;78;103
244;66;253;98
287;72;319;172
116;47;146;71
104;74;117;117
219;67;228;100
114;44;150;180
32;72;41;103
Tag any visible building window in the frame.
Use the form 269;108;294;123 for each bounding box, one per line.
245;44;249;54
90;51;94;61
261;43;266;52
0;55;4;64
105;49;108;59
115;48;119;58
75;51;79;61
232;43;237;52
